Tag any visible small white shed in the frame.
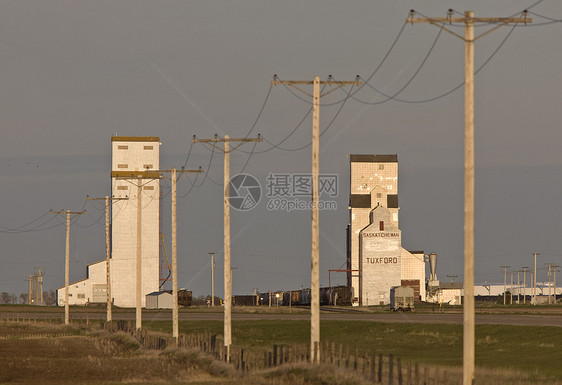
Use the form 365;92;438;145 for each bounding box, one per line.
145;291;173;309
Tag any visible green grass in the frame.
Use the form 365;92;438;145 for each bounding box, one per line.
141;319;562;380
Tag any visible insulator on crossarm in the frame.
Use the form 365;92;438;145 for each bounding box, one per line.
447;9;453;24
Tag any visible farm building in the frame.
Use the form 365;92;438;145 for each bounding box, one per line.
146;291;173;309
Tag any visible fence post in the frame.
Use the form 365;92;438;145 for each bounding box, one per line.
371;352;377;381
378;354;383;383
389;354;394;385
407;361;412;385
397;358;402;385
415;363;419;385
423;367;428;385
211;335;216;354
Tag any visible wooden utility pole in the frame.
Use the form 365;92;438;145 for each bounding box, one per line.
39;268;44;305
26;275;33;304
510;271;514;305
522;266;528;304
87;196;128;322
552;264;560;303
272;75;361;364
136;175;143;329
532;252;539;305
517;270;521;304
192;134;262;359
408;10;531;385
545;263;553;304
159;167;202;342
50;210;86;324
209;252;215;306
500;266;510;305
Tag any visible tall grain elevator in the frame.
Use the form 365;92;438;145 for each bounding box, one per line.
110;136;161;307
347;154;425;306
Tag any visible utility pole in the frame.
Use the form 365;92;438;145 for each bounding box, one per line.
532;252;539;305
87;196;128;322
26;275;33;304
158;168;202;342
272;75;361;363
500;266;510;305
50;210;86;325
192;134;262;359
553;264;560;303
510;271;514;305
30;267;44;306
522;266;528;304
545;263;553;304
209;252;215;306
408;10;531;384
517;270;521;304
136;175;143;329
37;268;44;306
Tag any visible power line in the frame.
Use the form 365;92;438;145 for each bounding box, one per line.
239;83;274;140
177;172;201;198
352;26;443;105
0;211;51;231
236;140;258;175
355;19;519;105
525;10;562;25
236;80;354;154
274;22;408;108
241;105;311;154
261;79;356;153
0;214;62;234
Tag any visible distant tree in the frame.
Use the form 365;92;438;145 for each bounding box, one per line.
44;290;56;306
19;293;28;304
0;292;18;304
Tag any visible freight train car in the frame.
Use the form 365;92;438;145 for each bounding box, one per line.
178;289;192;307
233;295;258;306
232;286;353;307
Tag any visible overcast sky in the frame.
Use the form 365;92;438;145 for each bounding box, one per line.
1;0;561;298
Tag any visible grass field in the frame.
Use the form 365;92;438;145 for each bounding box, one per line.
1;304;561;384
140;319;562;381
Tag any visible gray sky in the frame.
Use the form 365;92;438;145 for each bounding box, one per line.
1;0;561;298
